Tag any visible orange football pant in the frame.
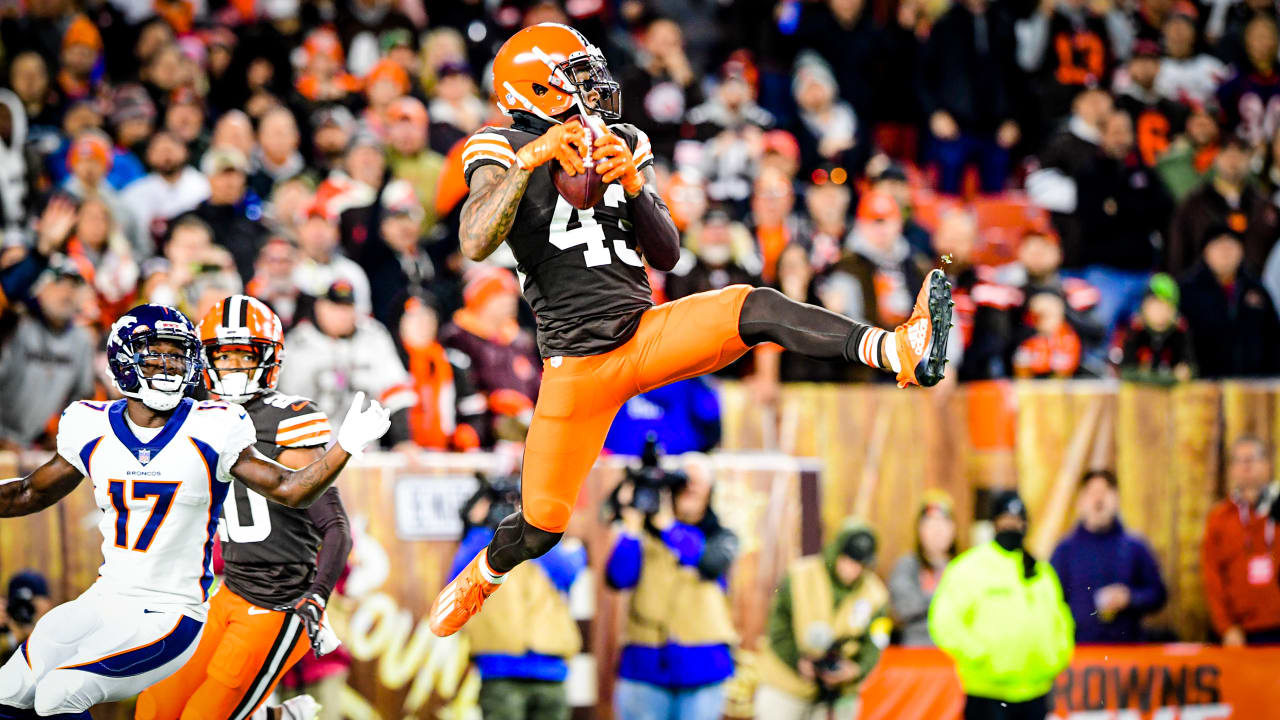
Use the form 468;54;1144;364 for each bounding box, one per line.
135;585;310;720
521;285;752;532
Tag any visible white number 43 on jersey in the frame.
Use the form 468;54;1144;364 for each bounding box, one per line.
549;184;643;268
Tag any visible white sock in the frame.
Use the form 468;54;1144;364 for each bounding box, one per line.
479;550;507;584
883;333;901;374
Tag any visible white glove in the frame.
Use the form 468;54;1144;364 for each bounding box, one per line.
314;610;343;656
337;391;391;458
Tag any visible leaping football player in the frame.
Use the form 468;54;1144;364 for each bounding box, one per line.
0;304;389;717
428;23;954;636
137;295;352;720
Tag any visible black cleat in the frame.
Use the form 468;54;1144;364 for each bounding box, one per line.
893;269;954;388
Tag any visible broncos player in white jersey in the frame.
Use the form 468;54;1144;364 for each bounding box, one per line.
0;304;390;718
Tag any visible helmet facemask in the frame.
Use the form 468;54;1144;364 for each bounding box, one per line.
555;50;620;120
203;341;279;403
122;334;202;412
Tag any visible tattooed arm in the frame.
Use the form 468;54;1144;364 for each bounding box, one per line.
230;443;353;509
0;454;83;518
458;164;534;262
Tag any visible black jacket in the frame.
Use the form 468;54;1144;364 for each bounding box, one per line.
1179;264;1280;378
917;4;1022;133
1072;153;1173;271
191;202;267;283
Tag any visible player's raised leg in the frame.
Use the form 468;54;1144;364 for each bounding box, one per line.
735;269;954;388
429;353;631;637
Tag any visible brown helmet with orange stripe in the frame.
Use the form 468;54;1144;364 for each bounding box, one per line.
198;295;286;403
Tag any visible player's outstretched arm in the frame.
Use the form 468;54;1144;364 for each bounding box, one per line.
459;123;588;262
229;393;390;508
0;454;84;517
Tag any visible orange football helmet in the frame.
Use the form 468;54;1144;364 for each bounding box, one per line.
491;22;620;123
198;295;285;402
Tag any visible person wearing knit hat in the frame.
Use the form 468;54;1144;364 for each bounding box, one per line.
1112;271;1195;386
888;489;958;646
67;130;114;184
362;58;412;142
386;96;445;238
59;14;103;100
439;266;541;442
929;489;1073;720
296;27;361;103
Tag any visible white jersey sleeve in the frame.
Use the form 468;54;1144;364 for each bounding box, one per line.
55;401;107;477
215;406;258;482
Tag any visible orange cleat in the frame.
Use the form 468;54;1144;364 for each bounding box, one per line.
893;268;954;388
428;551;503;637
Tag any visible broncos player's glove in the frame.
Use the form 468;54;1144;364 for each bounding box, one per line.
275;592;330;655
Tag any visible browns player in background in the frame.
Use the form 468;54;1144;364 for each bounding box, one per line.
137;296;352;720
428;23;955;636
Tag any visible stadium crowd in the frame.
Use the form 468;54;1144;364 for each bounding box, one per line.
1;0;1280;450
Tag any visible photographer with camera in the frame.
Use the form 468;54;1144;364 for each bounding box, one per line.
447;474;586;720
755;521;891;720
0;571;52;663
605;448;739;720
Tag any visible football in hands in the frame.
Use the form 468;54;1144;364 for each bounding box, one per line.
550;114;606;210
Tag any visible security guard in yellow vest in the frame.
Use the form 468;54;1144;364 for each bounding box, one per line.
607;455;739;720
451;477;585;720
755;521;892;720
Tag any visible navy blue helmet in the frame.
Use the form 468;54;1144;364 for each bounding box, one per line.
106;305;202;411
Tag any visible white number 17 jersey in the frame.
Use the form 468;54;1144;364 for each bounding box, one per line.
55;398;257;619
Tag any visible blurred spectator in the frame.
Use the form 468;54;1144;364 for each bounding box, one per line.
1113;41;1187;168
918;0;1022;195
0;90;29;249
889;491;957;647
797;168;853;271
1203;436;1280;646
1215;15;1280;146
1111;272;1195;383
64;196;138;322
1027;88;1113;267
1267;236;1280;312
768;243;856;383
1153;105;1220;202
440;268;541;445
1179;227;1280;378
61;129;147;258
747;168;800;285
1169;137;1280;278
367;181;443;327
1016;0;1133;128
620;17;703;163
278;279;416;430
1051;470;1168;643
120;131;210;244
211;110;256;161
310;105;358;174
608;456;738;720
830;190;930;335
604;377;722;456
1069;108;1172;331
687;59;775;208
665;169;710;236
791;52;858;176
295;27;361;107
247;236;301;329
866;159;931;257
0;257;95;448
249;106;305;199
389;291;484;451
756;521;888;720
9;52;60;134
264;175;315;241
58;14;104;103
334;134;391;261
428;62;486;137
362;58;412;142
164;90;207;157
292;201;373;317
0;571;52;663
929;490;1074;720
454;475;585;720
385;97;444;238
1155;4;1228;107
1012;291;1083;378
104;84;151;189
666;206;760;300
193;146;267;283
